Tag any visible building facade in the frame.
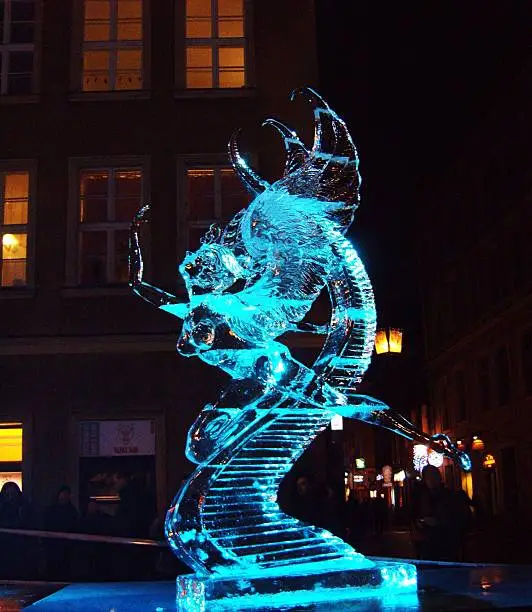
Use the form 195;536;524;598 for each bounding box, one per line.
420;62;532;521
0;0;318;517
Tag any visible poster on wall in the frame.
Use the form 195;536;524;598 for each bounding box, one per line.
80;420;156;457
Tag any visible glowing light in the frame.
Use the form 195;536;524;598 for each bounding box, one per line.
393;470;406;482
2;233;20;253
353;474;364;483
388;328;403;353
472;436;485;451
330;414;343;430
483;453;496;468
0;427;22;462
427;449;444;468
355;457;365;469
374;329;389;354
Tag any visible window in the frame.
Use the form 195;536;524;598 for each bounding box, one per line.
495;346;510;406
185;165;248;250
185;0;246;89
73;165;144;285
0;0;37;95
82;0;143;91
0;170;31;287
0;423;23;491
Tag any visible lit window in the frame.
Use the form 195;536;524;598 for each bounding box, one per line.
0;423;23;491
0;0;37;95
186;166;248;250
82;0;143;91
0;171;30;287
77;167;143;284
185;0;246;89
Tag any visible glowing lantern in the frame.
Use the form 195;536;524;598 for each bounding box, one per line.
388;328;403;353
375;329;389;354
427;449;444;468
355;457;365;469
472;435;485;451
2;233;20;254
483;454;496;468
457;439;466;451
375;328;403;354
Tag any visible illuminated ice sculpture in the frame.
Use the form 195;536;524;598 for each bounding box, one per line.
130;88;471;610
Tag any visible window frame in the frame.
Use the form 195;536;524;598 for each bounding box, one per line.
175;0;255;95
177;154;251;254
66;156;150;289
70;0;150;99
0;160;36;291
0;0;41;100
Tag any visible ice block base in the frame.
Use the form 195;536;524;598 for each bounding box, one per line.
176;560;417;611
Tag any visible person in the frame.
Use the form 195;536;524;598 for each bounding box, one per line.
43;485;79;580
77;501;113;580
410;465;468;561
0;481;32;578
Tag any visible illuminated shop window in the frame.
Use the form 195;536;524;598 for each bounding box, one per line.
82;0;143;91
0;0;37;95
185;0;246;89
78;167;143;284
0;171;30;287
0;423;23;490
185;166;248;250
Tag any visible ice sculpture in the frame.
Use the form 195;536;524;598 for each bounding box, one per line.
130;88;470;609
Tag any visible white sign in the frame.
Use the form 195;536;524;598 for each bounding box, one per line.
330;414;343;430
80;420;156;457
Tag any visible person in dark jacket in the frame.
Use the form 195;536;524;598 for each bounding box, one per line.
0;481;32;578
43;485;79;580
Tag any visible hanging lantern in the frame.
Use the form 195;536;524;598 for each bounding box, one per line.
375;329;389;354
472;435;485;451
388;328;403;353
427;449;444;468
413;444;428;472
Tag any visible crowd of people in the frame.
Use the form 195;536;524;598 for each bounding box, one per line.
0;465;479;582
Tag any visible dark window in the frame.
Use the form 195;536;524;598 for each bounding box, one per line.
495;346;510;406
501;446;518;512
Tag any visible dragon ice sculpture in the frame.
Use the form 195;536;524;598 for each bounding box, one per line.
130;88;470;578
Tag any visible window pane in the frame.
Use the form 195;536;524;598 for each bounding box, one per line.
218;46;244;67
218;69;244;88
186;46;212;68
117;0;142;39
3;172;29;225
80;171;109;222
11;0;35;21
83;50;110;91
116;49;142;90
218;0;242;16
8;50;33;72
114;229;129;283
186;19;211;38
218;0;243;37
117;0;142;18
187;169;215;220
220;169;247;217
187;0;211;17
186;69;212;89
115;169;142;221
1;233;27;286
84;0;110;41
10;22;34;44
79;231;107;285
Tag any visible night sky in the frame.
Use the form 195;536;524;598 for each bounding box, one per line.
315;1;531;349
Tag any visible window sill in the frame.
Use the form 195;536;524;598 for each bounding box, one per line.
0;287;36;299
0;94;40;105
68;90;152;103
62;286;131;298
174;87;256;100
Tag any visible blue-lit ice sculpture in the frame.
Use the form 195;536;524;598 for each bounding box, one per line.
130;88;470;609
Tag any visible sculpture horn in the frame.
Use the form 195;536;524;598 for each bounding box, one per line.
262;118;308;176
228;129;270;196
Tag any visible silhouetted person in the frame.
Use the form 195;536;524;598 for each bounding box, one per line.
373;494;388;536
78;501;113;580
44;485;79;580
410;465;467;561
0;481;32;578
